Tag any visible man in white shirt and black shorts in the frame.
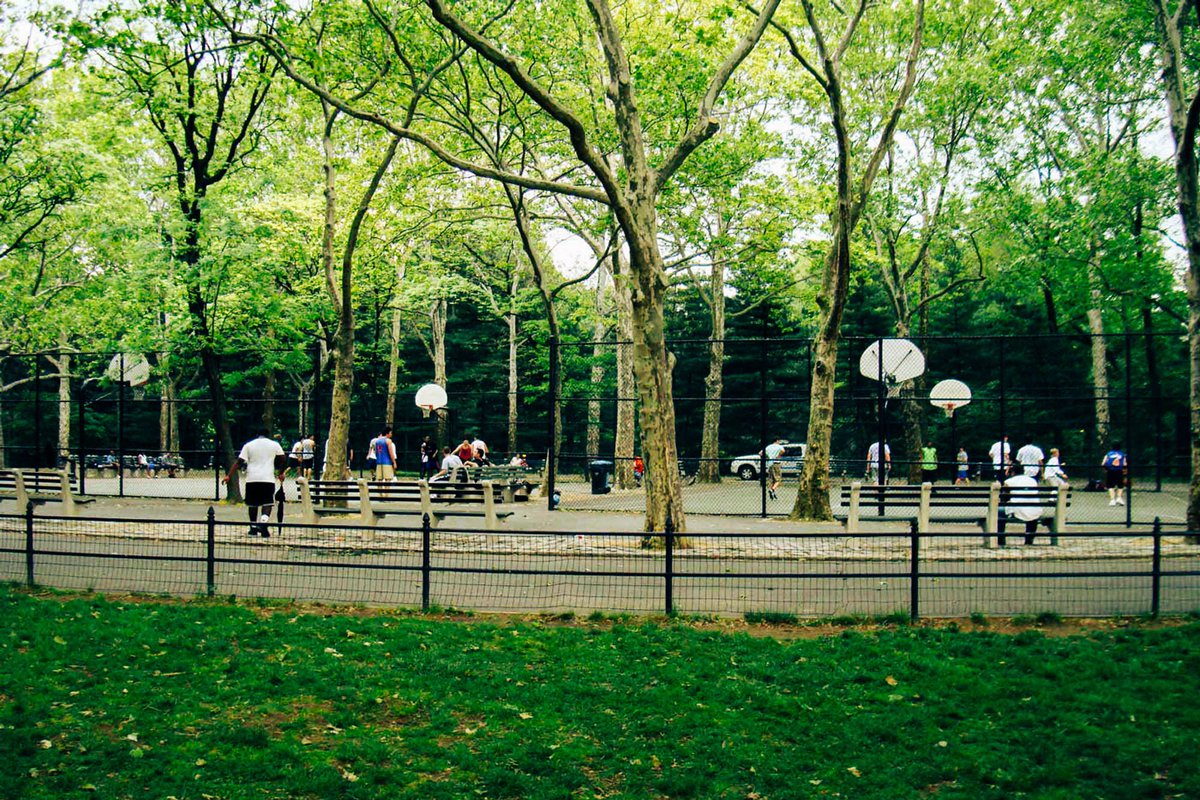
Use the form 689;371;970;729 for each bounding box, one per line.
224;429;287;538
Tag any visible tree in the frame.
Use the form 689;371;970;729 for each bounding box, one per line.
1150;0;1200;536
85;0;277;501
775;0;925;520
228;0;785;533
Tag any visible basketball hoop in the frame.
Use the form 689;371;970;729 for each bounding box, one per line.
414;383;448;417
929;379;971;416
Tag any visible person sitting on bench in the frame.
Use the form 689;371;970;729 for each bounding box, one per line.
999;466;1044;546
431;446;465;483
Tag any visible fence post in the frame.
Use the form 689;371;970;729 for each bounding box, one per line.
213;438;221;502
25;500;34;587
206;507;216;597
909;519;920;622
1151;516;1162;618
421;513;431;612
78;380;87;496
664;515;674;616
546;335;558;511
34;354;42;469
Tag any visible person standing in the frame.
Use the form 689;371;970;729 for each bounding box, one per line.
1015;440;1044;479
419;436;438;479
920;443;938;484
955;446;970;485
300;434;316;479
866;440;890;484
223;429;286;538
471;435;490;465
988;436;1012;482
1102;443;1128;506
1044;448;1069;487
763;438;785;500
373;427;397;481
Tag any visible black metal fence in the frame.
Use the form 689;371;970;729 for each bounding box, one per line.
551;332;1190;523
2;507;1199;618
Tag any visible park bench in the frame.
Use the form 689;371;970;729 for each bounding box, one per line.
476;464;542;501
0;469;95;516
837;481;1071;547
296;478;512;530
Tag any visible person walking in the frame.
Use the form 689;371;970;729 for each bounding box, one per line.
373;427;398;481
988;436;1011;482
1044;448;1069;487
921;443;938;484
955;446;970;485
763;438;785;500
223;429;286;538
1102;443;1128;506
419;436;438;479
1015;439;1044;479
866;440;890;484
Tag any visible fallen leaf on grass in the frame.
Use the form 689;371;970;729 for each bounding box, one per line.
847;767;861;777
885;676;898;686
518;712;533;720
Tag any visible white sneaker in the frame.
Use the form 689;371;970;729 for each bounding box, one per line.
1109;500;1117;506
1117;497;1125;506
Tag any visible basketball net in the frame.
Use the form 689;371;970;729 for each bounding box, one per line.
420;404;432;419
943;403;955;418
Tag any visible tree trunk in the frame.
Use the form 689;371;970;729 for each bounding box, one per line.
613;249;637;489
57;351;71;467
625;211;686;534
386;257;405;426
507;311;519;454
262;368;276;434
587;268;608;461
698;240;726;484
431;297;448;446
1087;252;1111;451
159;372;179;456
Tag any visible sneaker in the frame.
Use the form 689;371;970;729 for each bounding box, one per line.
1117;497;1125;506
1109;500;1117;506
247;527;259;537
768;489;777;500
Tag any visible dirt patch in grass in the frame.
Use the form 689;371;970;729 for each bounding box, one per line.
13;586;1191;639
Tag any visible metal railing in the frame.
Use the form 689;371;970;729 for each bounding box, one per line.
2;506;1199;619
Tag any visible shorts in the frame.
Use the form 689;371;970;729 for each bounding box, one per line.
375;464;395;481
769;463;782;483
245;482;276;507
1105;469;1125;489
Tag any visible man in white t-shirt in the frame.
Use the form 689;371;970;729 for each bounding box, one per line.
224;429;286;538
988;436;1011;481
471;436;490;466
1015;440;1044;479
866;441;890;483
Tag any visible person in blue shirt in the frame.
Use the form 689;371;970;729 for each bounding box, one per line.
373;427;397;481
1101;443;1128;507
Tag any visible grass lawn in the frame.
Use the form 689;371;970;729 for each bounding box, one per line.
2;586;1199;799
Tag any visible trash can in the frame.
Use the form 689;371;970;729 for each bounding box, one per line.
588;460;613;494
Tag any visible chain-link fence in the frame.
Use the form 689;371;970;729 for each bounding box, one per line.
552;333;1189;526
